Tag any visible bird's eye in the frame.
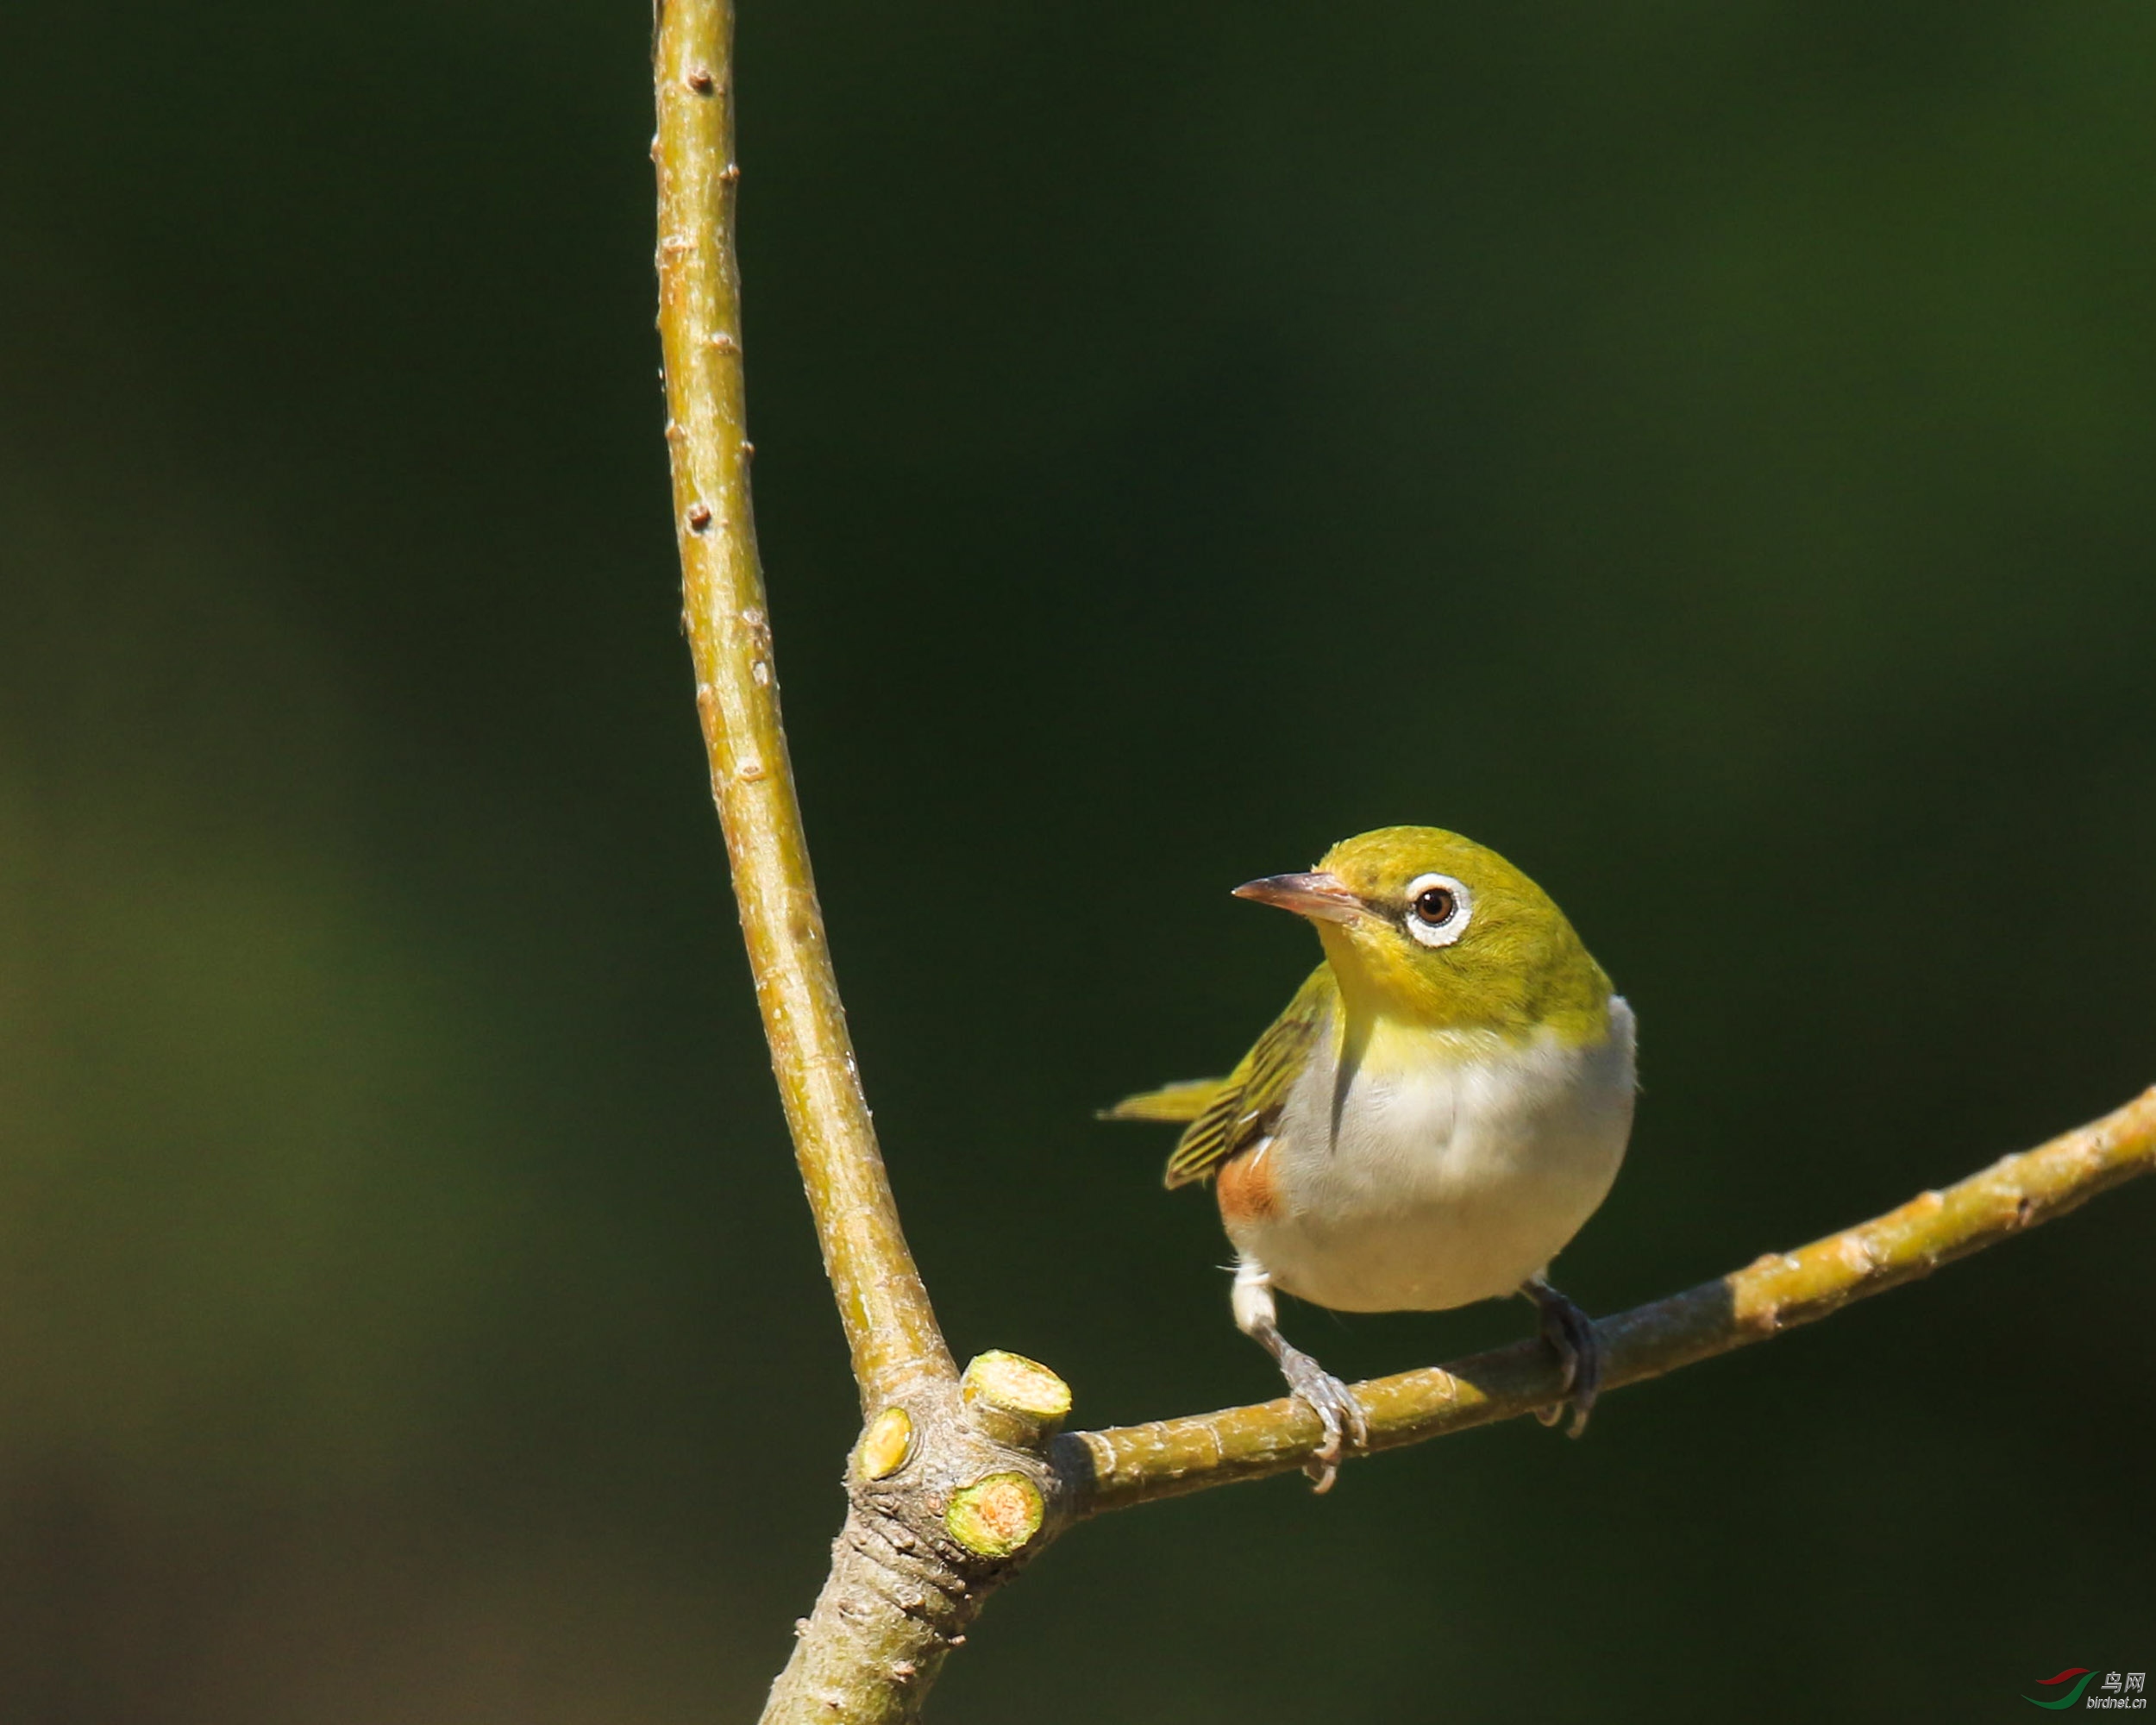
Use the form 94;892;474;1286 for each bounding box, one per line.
1401;872;1472;949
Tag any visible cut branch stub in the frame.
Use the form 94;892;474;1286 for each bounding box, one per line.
855;1406;915;1482
960;1351;1072;1450
944;1471;1047;1559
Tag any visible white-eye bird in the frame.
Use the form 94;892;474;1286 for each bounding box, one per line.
1106;826;1636;1490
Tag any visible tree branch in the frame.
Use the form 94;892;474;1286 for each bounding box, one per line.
653;9;2156;1722
654;0;952;1411
1068;1085;2156;1512
656;10;1048;1719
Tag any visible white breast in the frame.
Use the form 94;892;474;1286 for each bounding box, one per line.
1226;998;1636;1313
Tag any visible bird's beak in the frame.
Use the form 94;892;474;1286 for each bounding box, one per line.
1231;871;1367;925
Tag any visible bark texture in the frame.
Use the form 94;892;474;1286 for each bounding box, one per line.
761;1386;1079;1723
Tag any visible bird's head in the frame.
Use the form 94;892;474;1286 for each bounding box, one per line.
1233;825;1611;1039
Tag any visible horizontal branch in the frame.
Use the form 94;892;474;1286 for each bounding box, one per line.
1070;1085;2156;1512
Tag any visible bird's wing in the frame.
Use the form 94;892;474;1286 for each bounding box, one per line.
1097;1078;1229;1124
1162;965;1337;1189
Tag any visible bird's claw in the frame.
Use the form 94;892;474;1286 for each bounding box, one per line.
1522;1278;1600;1439
1275;1345;1369;1493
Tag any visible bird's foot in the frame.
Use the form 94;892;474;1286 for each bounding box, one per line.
1274;1343;1369;1493
1520;1276;1600;1439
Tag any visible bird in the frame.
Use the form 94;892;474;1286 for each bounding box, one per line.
1105;826;1636;1490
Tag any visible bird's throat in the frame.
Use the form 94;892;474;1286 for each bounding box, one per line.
1315;920;1612;1048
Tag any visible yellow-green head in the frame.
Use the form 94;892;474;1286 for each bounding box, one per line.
1237;826;1611;1044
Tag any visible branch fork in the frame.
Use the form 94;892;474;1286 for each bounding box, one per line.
651;3;2156;1717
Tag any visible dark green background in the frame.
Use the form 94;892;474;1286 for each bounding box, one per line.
3;2;2152;1719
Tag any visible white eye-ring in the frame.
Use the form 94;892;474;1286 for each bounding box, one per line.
1402;872;1472;948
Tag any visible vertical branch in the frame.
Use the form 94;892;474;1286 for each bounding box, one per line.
655;12;1052;1717
653;0;953;1408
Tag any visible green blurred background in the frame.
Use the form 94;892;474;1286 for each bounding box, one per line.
3;1;2153;1719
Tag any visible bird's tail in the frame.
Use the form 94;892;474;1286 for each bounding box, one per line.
1096;1077;1226;1124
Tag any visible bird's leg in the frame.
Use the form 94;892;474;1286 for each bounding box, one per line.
1233;1258;1368;1492
1519;1273;1599;1439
